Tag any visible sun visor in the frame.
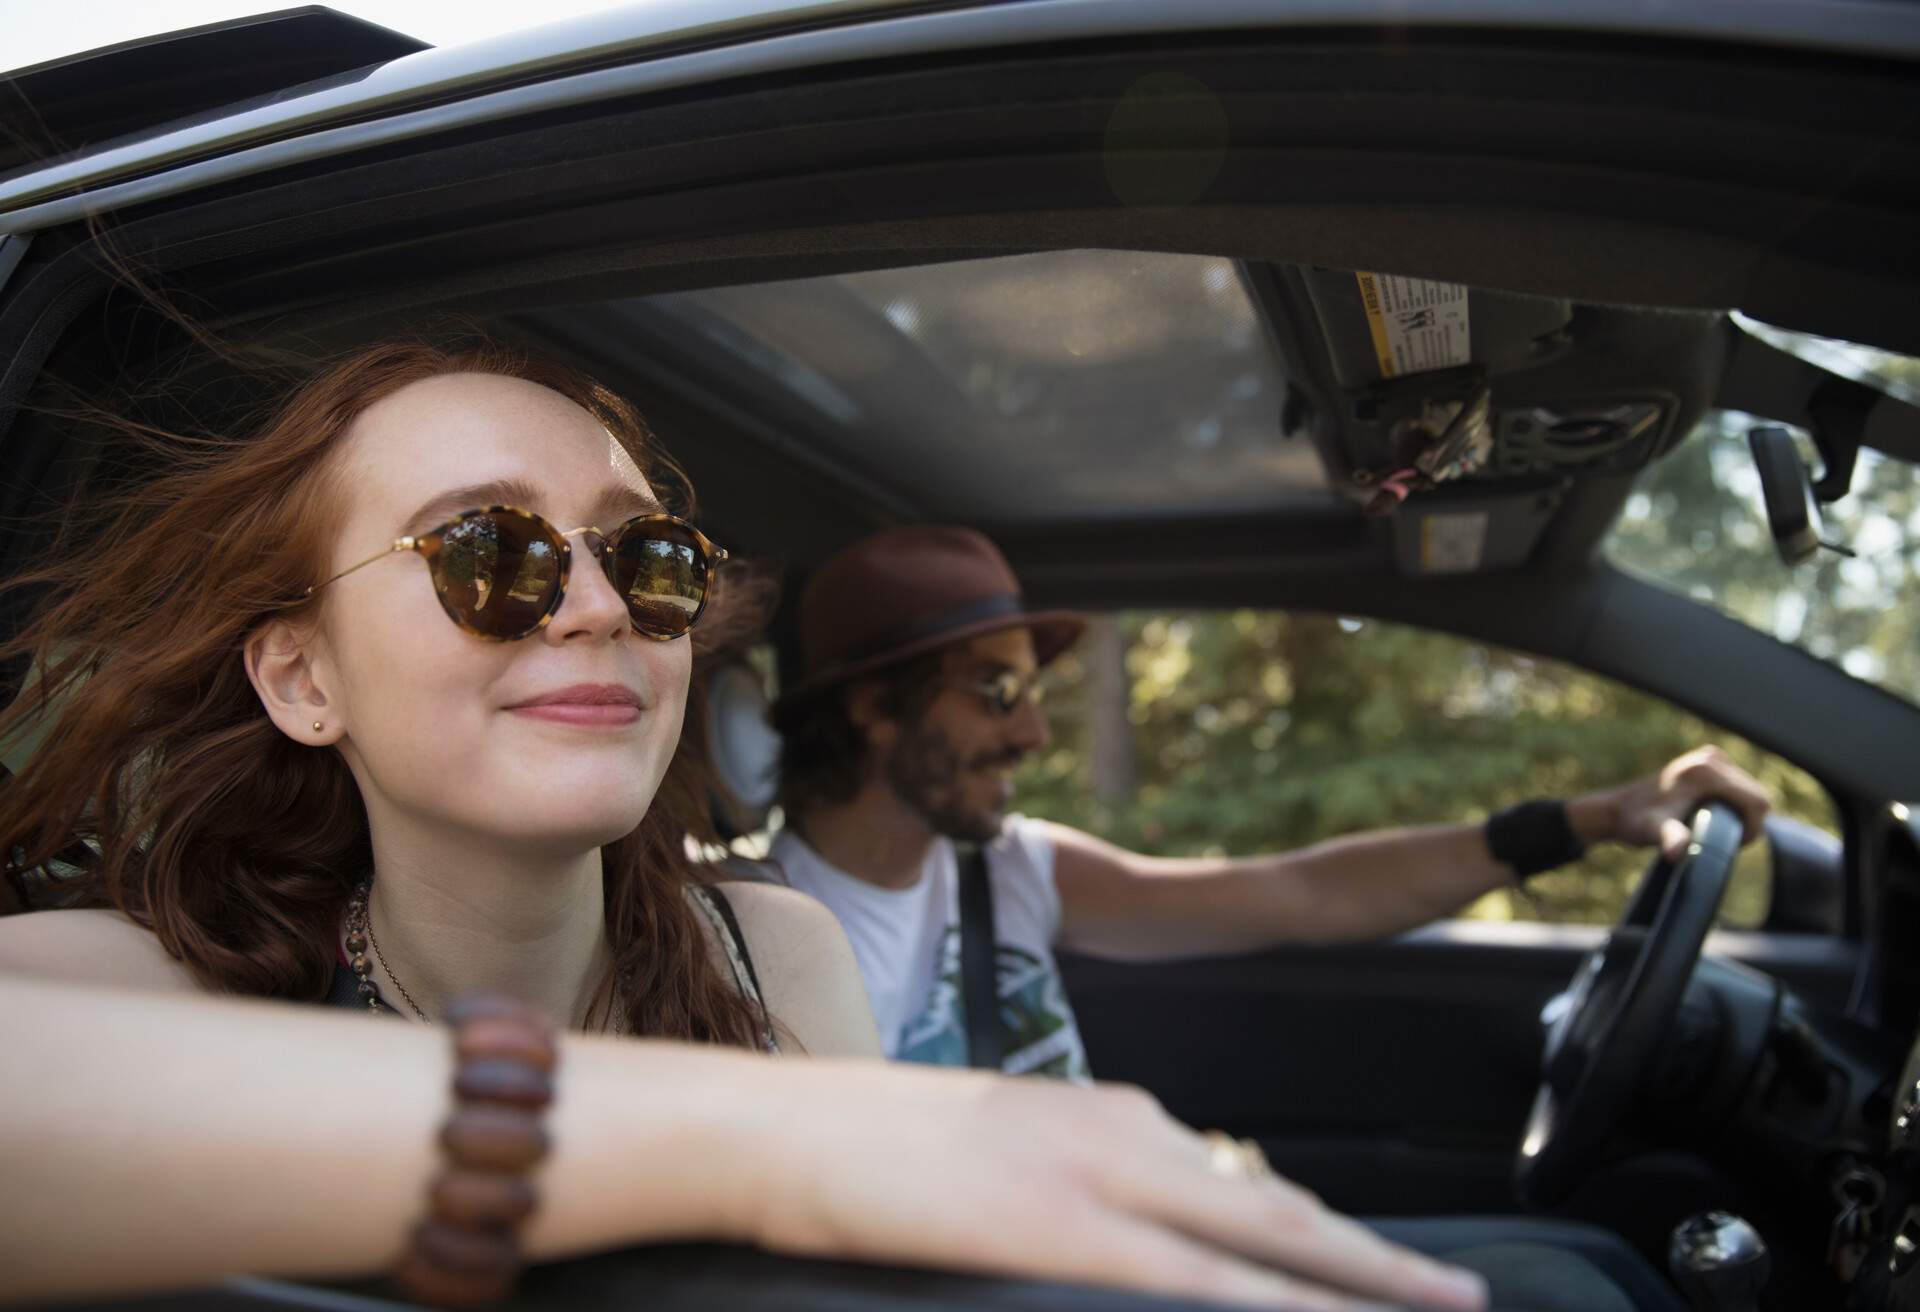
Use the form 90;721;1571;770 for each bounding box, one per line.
1299;269;1572;391
1283;268;1679;533
1280;268;1691;574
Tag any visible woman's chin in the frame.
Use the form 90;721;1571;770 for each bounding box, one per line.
472;803;656;856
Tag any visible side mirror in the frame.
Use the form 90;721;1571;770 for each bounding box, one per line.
1747;425;1824;566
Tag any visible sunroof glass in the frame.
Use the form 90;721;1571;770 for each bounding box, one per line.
627;250;1329;521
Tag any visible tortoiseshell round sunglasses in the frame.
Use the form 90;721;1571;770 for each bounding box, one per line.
307;505;728;641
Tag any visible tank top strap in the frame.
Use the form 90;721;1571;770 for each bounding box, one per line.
686;883;780;1054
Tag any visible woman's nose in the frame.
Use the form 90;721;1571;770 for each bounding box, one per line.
543;537;630;643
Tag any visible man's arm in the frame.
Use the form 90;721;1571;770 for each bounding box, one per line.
1050;745;1772;961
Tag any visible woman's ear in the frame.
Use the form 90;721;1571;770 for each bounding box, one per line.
244;618;338;745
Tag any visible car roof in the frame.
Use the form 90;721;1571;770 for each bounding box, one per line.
6;0;1920;245
0;7;429;178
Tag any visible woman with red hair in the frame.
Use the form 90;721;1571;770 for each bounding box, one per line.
0;342;1486;1312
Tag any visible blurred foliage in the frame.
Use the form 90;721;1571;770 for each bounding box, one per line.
1014;610;1831;927
1607;406;1920;703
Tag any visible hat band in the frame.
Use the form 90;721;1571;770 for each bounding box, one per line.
824;592;1025;675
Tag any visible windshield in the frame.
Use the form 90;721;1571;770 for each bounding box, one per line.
1605;388;1920;705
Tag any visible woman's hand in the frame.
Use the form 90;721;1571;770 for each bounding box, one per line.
741;1061;1490;1311
2;976;1484;1310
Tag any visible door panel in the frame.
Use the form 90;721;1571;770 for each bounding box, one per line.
1060;922;1859;1216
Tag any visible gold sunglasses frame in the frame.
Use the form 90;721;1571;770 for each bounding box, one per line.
306;504;729;642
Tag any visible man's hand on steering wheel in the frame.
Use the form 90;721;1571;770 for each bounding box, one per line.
1567;745;1774;860
1515;798;1756;1208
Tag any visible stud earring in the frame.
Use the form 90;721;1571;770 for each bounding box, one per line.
312;721;324;733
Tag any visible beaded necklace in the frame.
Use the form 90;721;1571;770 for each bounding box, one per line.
342;879;623;1033
342;880;423;1018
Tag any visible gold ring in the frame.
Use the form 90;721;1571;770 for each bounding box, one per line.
1203;1130;1274;1183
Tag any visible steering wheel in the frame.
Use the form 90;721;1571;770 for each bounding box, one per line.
1513;800;1746;1209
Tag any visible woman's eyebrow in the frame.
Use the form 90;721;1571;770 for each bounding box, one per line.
583;485;667;527
399;481;663;537
401;478;546;537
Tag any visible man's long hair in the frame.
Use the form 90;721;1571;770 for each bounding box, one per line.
771;652;945;819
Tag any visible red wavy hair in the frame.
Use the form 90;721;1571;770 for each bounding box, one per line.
0;340;771;1046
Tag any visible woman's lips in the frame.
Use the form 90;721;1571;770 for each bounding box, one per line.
505;683;643;727
512;703;640;726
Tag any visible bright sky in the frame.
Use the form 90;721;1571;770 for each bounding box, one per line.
2;0;659;76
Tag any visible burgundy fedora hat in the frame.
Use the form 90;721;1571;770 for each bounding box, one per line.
783;526;1086;698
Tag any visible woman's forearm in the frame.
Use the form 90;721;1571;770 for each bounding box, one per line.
4;973;1494;1312
1;974;765;1301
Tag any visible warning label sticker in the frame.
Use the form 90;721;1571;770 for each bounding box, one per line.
1355;273;1471;379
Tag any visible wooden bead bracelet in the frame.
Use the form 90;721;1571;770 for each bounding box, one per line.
394;994;557;1308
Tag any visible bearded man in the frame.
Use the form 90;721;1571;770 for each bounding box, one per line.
753;526;1769;1083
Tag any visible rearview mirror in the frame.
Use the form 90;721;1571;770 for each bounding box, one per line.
1747;425;1823;565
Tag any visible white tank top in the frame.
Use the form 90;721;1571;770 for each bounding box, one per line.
753;816;1090;1081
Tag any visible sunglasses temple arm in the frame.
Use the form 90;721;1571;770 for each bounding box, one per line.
306;539;414;596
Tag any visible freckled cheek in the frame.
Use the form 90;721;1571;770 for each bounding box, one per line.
588;646;691;786
330;582;504;764
648;640;694;714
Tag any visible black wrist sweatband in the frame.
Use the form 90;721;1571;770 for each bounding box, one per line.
1485;799;1586;881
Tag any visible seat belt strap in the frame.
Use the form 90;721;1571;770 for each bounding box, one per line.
956;843;1006;1071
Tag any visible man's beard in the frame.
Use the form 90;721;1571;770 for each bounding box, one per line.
883;718;1021;845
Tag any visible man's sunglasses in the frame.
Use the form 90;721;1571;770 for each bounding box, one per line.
308;505;728;642
948;669;1046;717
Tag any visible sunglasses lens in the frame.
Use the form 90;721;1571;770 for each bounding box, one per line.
606;520;710;637
430;511;563;638
987;673;1039;715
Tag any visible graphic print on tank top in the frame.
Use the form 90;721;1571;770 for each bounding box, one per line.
896;924;1090;1080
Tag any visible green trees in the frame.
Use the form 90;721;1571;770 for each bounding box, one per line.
1016;607;1826;926
1607;409;1920;704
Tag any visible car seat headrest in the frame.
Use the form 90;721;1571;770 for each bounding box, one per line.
705;660;781;839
